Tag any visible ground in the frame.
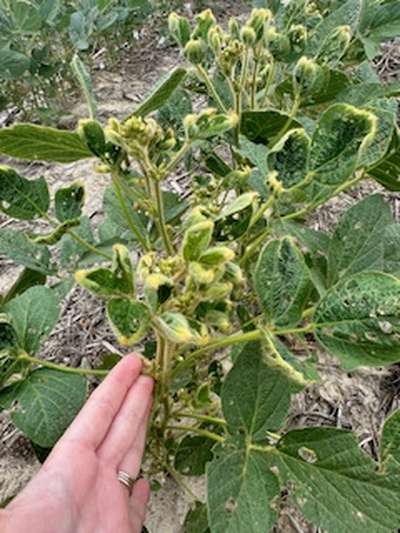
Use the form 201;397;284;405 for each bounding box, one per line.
0;3;400;532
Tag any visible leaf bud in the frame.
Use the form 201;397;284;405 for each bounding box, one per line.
317;25;352;66
192;9;216;40
199;246;235;267
78;119;106;158
293;56;321;95
138;252;156;280
156;312;196;344
184;108;238;140
188;262;215;285
168;12;191;47
288;24;308;53
228;17;240;39
247;8;272;41
184;38;206;65
240;25;257;46
225;261;245;285
265;27;291;62
182;220;214;261
184;206;210;228
203;282;233;301
208;25;224;55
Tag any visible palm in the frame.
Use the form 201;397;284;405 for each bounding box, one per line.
3;356;153;533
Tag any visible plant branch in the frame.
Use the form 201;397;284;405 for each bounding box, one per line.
174;412;227;426
67;229;112;261
19;354;108;377
166;425;225;443
153;179;175;255
196;64;227;113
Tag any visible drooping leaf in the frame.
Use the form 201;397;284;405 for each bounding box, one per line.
1;269;46;306
0;229;53;274
237;136;270;198
131;67;187;118
254;237;311;326
55;182;85;223
175;436;214;476
183;502;210;533
106;299;150;346
327;194;393;284
240;110;301;145
0;369;86;448
4;286;60;355
0;124;92;162
309;103;376;186
314;272;400;369
272;427;400;533
0;166;49;220
381;410;400;467
162;190;189;223
336;82;400;107
207;436;280;533
222;342;292;438
268;128;310;189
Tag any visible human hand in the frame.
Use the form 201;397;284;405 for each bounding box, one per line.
1;355;154;533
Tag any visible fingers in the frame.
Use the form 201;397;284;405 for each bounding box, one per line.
97;375;153;466
61;355;143;449
129;478;150;533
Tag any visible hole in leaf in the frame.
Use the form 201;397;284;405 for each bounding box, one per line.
298;446;317;463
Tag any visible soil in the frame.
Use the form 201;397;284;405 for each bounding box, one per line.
0;4;400;532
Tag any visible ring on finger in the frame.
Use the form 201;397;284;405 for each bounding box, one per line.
117;470;137;496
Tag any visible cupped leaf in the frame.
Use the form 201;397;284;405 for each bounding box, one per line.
0;368;86;447
32;219;80;246
155;312;197;344
0;166;49;220
0;229;53;274
241;110;301;145
71;54;97;119
3;286;60;355
222;342;292;438
182;221;214;262
272;427;400;533
207;436;280;533
55;182;85;223
327;194;393;285
254;237;311;326
130;67;187;118
368;133;400;191
175;435;214;476
314;272;400;369
309;103;377;186
0;124;92;162
268;128;310;190
106;299;150;346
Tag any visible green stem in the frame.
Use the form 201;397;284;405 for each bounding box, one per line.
240;226;273;265
196;64;227;113
269;93;301;147
111;169;150;250
166;425;225;443
251;54;260;110
172;329;262;377
272;323;314;336
19;354;108;377
174;412;227;426
163;140;192;176
261;59;275;108
67;229;112;261
153;179;175;255
234;47;250;147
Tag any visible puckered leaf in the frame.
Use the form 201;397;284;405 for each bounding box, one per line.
175;436;214;476
182;221;214;262
240;110;301;145
268;128;310;189
3;286;60;355
309;103;377;186
0;229;53;274
106;298;150;346
55;182;85;223
327;194;393;284
222;342;292;438
0;166;49;220
381;410;400;467
0;368;86;447
155;312;197;344
272;427;400;533
254;237;311;326
314;272;400;369
0;124;92;162
207;435;280;533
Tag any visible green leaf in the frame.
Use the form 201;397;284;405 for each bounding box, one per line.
327;194;393;285
309;103;377;186
55;182;85;223
222;342;291;438
106;299;150;346
184;502;210;533
278;221;330;256
272;427;400;533
0;124;92;163
207;436;280;533
4;286;60;355
131;67;188;118
0;318;18;354
268;128;310;189
381;410;400;467
175;436;214;476
314;272;400;370
254;237;311;326
156;312;197;344
71;54;97;119
0;166;49;220
216;193;257;220
358;102;396;168
162;190;189;223
368;133;400;191
103;185;148;243
359;0;400;58
182;221;214;262
0;47;30;79
383;224;400;276
0;369;86;447
241;110;301;145
0;229;53;274
1;268;46;306
336;82;400;106
59;216;96;270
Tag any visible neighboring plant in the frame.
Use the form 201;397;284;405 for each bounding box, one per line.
0;0;153;121
2;0;400;530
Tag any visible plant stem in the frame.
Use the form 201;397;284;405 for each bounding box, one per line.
111;169;150;250
19;354;108;377
174;412;227;426
261;59;275;107
251;53;260;109
67;229;112;261
234;47;250;147
196;64;227;113
269;93;301;147
163;140;192;176
166;425;225;443
153;179;175;255
272;323;314;336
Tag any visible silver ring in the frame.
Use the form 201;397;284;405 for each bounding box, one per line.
117;470;137;496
